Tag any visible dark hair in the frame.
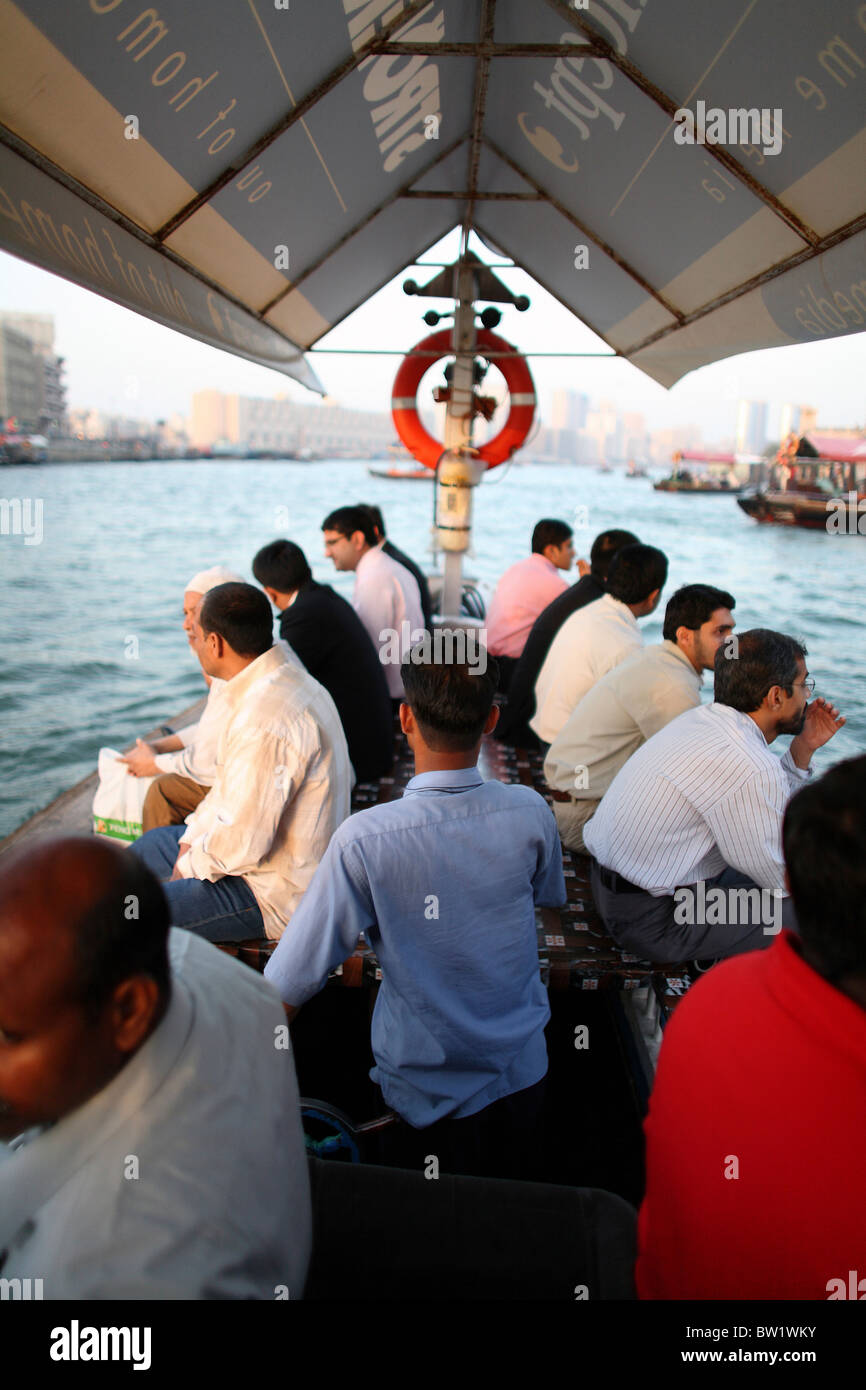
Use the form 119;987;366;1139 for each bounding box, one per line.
783;757;866;980
662;584;735;641
589;529;640;581
531;519;573;554
72;853;171;1021
356;503;385;537
252;539;312;595
200;582;274;658
713;629;807;712
401;645;498;751
606;544;668;604
322;506;377;546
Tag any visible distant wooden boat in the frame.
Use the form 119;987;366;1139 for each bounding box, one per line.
654;450;745;494
368;466;432;481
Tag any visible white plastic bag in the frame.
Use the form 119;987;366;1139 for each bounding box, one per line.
92;747;156;843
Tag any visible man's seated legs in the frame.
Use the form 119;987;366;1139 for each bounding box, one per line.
142;773;209;832
590;859;780;962
130;826;265;943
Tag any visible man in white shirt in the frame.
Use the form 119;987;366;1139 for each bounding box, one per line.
322;505;425;701
131;583;352;942
531;544;668;744
119;564;242;829
584;629;846;962
0;837;311;1299
545;584;735;852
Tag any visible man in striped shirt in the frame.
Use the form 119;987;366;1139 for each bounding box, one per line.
544;584;735;853
583;629;845;962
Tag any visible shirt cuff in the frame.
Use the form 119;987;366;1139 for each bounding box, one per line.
154;752;182;775
781;747;812;780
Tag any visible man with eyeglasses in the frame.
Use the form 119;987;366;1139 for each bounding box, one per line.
583;629;845;963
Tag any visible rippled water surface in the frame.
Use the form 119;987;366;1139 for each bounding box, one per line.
1;458;863;838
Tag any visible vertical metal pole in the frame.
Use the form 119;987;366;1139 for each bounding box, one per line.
437;261;483;619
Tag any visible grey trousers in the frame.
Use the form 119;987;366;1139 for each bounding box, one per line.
590;860;796;963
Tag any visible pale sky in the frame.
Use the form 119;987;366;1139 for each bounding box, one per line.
1;226;864;443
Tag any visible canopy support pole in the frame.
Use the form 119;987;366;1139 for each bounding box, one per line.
437;260;484;620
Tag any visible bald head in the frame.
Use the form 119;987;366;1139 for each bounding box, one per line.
0;838;170;1139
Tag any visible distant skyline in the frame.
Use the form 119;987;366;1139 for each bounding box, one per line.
2;228;864;444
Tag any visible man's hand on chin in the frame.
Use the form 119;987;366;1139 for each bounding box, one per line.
790;698;845;768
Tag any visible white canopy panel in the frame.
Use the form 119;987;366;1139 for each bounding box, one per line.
0;0;863;392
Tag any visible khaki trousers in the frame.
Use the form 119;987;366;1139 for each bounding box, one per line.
142;773;209;832
552;796;601;853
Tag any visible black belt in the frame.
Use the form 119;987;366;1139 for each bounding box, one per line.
598;864;645;895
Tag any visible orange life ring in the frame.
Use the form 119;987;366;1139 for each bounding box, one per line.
390;328;536;471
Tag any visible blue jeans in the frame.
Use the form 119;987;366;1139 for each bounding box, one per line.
130;825;266;943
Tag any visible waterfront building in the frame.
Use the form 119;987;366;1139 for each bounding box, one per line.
0;313;67;434
190;390;395;457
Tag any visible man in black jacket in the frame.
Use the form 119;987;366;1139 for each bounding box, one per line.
253;540;393;783
495;529;640;748
357;503;434;632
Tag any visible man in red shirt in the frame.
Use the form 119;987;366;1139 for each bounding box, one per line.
637;754;866;1300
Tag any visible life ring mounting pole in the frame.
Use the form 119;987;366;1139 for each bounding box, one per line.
438;261;483;619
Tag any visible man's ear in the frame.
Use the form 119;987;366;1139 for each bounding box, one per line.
484;704;500;735
110;976;162;1054
399;702;414;736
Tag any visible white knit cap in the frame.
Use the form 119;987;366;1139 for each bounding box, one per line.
185;565;244;596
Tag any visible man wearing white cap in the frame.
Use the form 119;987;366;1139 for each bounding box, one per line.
120;565;242;830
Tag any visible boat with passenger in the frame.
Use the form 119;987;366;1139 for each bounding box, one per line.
738;433;866;532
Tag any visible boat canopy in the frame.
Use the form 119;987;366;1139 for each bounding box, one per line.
1;0;864;395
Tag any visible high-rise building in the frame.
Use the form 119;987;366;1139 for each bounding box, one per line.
550;389;589;431
0;313;67;434
736;399;768;454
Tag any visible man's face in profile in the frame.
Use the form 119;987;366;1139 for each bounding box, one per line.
0;914;116;1140
775;659;810;736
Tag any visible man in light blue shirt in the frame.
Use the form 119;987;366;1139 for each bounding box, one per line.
265;643;565;1178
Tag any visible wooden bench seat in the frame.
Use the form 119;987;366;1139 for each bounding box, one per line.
219;731;692;1020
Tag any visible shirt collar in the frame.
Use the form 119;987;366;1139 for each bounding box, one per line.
660;639;704;686
222;643;287;705
529;553;558;576
710;701;769;746
403;766;484;797
600;593;639;626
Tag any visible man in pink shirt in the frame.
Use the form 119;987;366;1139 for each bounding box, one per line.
485;519;575;690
